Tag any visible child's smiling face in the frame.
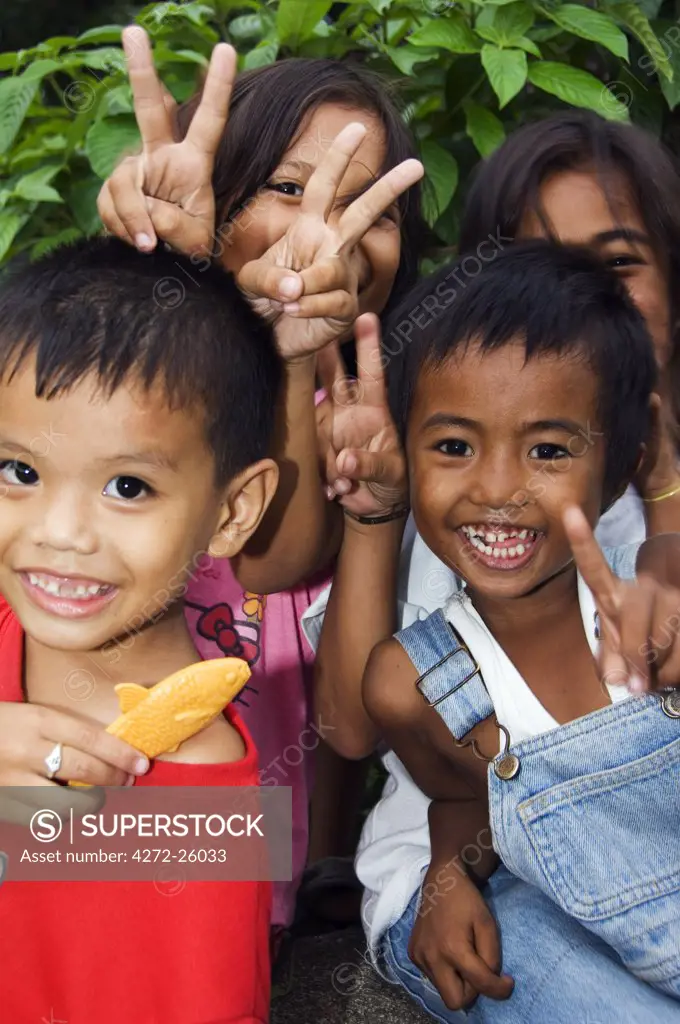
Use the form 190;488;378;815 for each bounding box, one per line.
0;363;227;652
407;341;609;602
221;103;402;323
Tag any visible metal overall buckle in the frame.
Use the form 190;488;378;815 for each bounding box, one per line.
453;721;520;781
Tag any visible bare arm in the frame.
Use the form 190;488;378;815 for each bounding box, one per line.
231;357;342;593
314;516;405;759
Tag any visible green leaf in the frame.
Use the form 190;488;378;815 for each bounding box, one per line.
547;5;628;61
227;14;264;42
76;47;127;74
463;100;506;157
67;177;104;235
480;45;527;107
0;211;31;263
277;0;334;46
20;58;67;81
0;78;39;156
659;41;680;109
409;14;481;53
385;44;439;75
421;140;458;228
475;3;534;46
366;0;392;11
84;116;141;180
76;26;124;45
101;84;134;117
35;37;78;55
605;1;672;81
515;36;541;57
13;164;63;203
0;53;19;71
31;227;84;260
242;41;279;69
527;61;630;121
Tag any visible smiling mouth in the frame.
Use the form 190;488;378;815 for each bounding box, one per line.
458;524;544;570
19;571;117;618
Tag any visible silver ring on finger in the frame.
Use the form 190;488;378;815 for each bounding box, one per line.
44;742;63;780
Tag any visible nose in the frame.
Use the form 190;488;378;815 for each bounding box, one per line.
30;487;98;556
468;450;530;515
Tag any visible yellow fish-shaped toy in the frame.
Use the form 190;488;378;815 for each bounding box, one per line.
69;659;250;786
106;657;251;758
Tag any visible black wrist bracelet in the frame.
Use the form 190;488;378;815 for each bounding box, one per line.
342;506;410;526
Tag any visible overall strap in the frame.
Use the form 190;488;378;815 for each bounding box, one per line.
395;609;494;740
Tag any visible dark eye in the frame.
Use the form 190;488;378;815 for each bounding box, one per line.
435;439;473;457
0;459;39;486
265;180;304;197
604;253;642;270
529;443;569;460
103;476;149;501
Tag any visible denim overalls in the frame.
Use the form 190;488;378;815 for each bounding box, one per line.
389;544;680;1010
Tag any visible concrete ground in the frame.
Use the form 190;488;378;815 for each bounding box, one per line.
271;926;431;1024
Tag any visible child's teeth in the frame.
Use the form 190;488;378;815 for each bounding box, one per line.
519;530;527;540
509;547;516;557
516;544;525;555
493;547;500;557
28;575;107;598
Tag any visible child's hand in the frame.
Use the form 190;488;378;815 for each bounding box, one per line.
564;505;680;692
237;124;423;362
409;870;514;1010
97;26;236;254
0;702;148;789
316;314;407;517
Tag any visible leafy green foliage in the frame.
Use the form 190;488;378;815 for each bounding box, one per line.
0;0;676;265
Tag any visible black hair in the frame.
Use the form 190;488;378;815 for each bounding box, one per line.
176;57;426;320
0;237;282;486
458;110;680;428
386;241;657;501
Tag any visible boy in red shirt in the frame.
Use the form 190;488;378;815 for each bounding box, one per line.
0;237;281;1023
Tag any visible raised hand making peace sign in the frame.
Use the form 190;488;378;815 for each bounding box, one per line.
237;122;423;359
98;26;236;253
98;26;424;361
564;506;680;694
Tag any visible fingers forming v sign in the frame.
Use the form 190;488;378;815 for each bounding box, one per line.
97;26;236;254
564;506;680;694
238;122;423;360
316;314;407;516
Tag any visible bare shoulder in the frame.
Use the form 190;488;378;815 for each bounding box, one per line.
363;636;422;729
159;716;246;765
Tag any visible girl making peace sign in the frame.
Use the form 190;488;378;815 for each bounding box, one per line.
99;26;424;935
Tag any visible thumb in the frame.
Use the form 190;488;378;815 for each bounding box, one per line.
238;261;304;303
337;448;406;493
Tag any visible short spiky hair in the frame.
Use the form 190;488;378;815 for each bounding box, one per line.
0;237;282;485
386;241;657;501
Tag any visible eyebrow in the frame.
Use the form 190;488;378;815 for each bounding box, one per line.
420;414;586;436
100;451;180;472
591;227;651;247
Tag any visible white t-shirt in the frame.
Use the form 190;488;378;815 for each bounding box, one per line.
301;487;646;962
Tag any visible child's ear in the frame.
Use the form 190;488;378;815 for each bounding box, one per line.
208;459;279;559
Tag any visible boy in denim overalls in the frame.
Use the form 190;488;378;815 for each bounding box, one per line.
362;242;680;1017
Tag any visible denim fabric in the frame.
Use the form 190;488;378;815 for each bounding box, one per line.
392;542;680;1002
383;867;680;1023
396;609;493;740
